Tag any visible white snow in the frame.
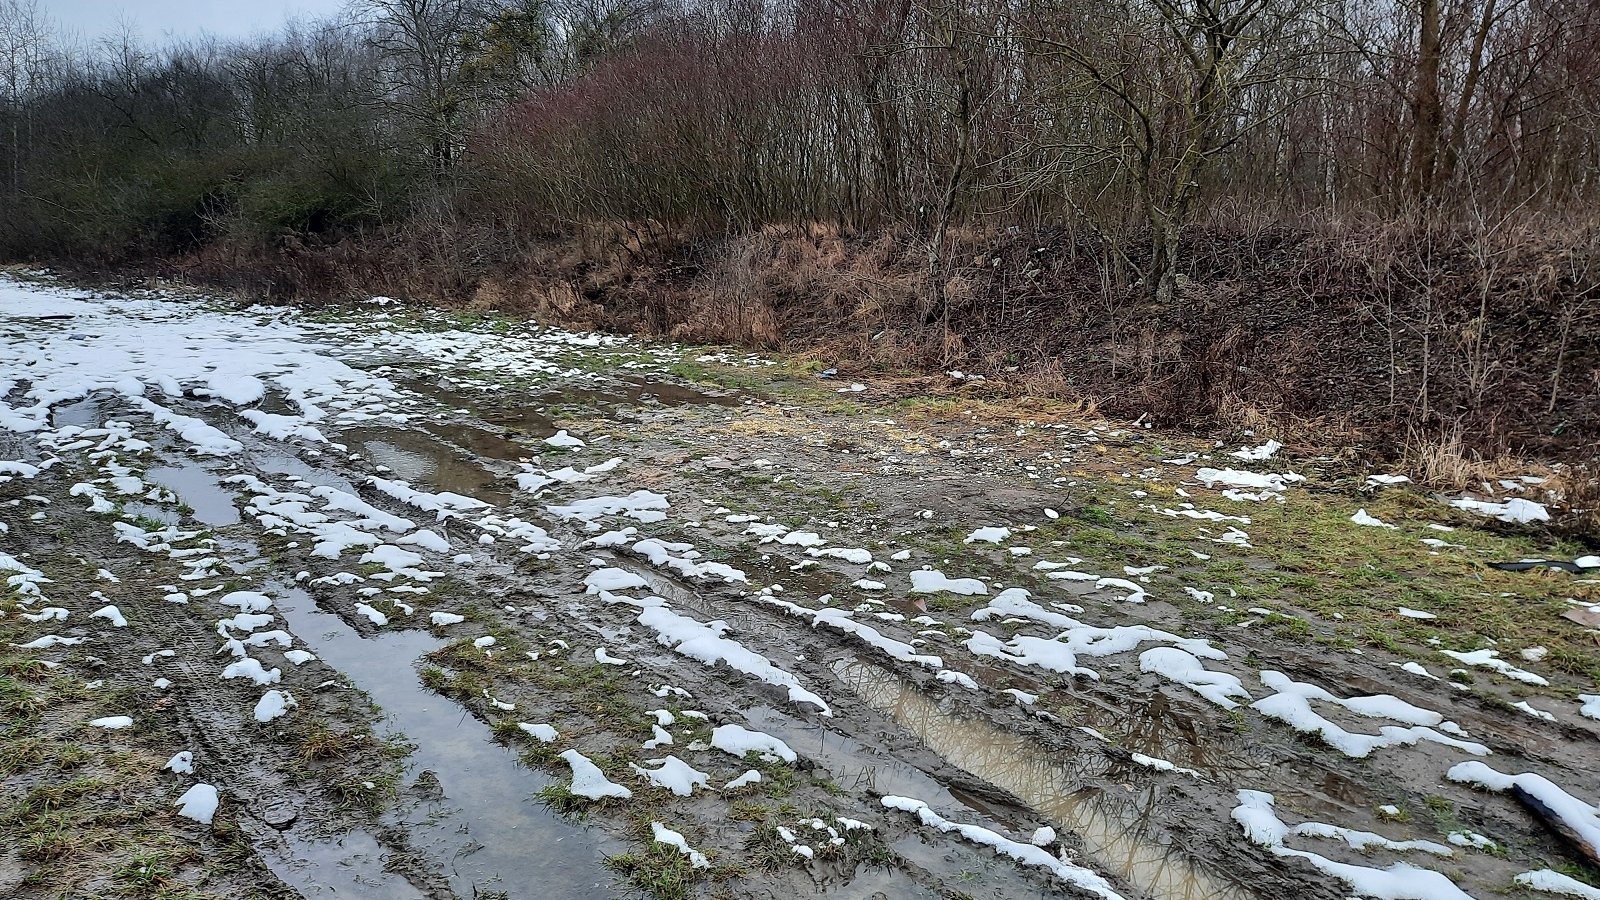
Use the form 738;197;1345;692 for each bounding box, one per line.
651;821;711;869
174;783;220;825
1250;671;1485;758
1140;647;1251;709
636;604;831;715
1515;870;1600;898
710;724;797;763
163;751;195;775
724;770;762;790
89;715;135;729
1194;468;1303;493
1351;509;1397;528
221;657;281;686
517;723;560;742
354;603;389;626
882;796;1123;899
1449;496;1550;524
253;690;297;722
558;749;632;799
1448;761;1600;854
1439;648;1548;686
1232;791;1471;900
910;569;988;596
630;755;710;796
1580;695;1600;721
1230;440;1282;460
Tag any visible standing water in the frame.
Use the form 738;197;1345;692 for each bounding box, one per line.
270;584;613;899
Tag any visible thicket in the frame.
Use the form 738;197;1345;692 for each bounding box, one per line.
1;0;1596;456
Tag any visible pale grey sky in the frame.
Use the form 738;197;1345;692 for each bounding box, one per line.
46;0;350;44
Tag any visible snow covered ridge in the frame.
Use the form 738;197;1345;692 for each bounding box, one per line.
882;797;1125;899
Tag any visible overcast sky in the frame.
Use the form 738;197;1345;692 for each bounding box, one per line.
47;0;349;44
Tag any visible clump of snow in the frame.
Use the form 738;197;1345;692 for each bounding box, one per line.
1250;671;1485;758
174;783;220;825
1515;869;1600;898
583;567;648;594
518;722;559;742
636;604;830;714
1450;496;1549;524
965;526;1012;544
164;751;194;775
429;611;465;627
651;822;710;868
1194;468;1304;493
1230;440;1282;461
1350;509;1396;528
1140;647;1251;709
1580;695;1600;721
558;749;631;799
724;770;761;790
1232;791;1471;900
253;690;297;722
1439;648;1548;686
710;724;796;763
1448;762;1600;854
89;715;135;729
630;755;710;796
882;796;1123;899
910;569;988;596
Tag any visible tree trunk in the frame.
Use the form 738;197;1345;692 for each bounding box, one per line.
1409;0;1444;204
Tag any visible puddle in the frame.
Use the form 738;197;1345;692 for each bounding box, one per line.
339;427;511;506
260;827;427;899
269;584;612;899
834;660;1255;900
547;376;744;410
398;377;559;435
743;705;962;803
257;451;362;495
53;395;105;428
422;420;528;462
146;463;241;526
120;502;179;526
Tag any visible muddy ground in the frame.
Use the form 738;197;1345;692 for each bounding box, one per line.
1;273;1597;900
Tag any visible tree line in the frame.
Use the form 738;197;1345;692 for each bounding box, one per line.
1;0;1597;304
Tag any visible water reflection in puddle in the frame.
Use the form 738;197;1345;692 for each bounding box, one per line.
146;462;241;526
339;428;511;506
270;584;612;899
260;827;427;900
834;660;1255;900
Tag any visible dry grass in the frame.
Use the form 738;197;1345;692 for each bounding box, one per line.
1399;422;1527;490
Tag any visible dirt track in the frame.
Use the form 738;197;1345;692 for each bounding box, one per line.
2;273;1598;900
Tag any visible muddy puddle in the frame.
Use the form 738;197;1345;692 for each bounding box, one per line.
269;583;613;899
259;827;428;900
550;376;745;410
421;420;528;462
833;660;1256;900
338;427;512;506
257;450;362;495
399;374;743;436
